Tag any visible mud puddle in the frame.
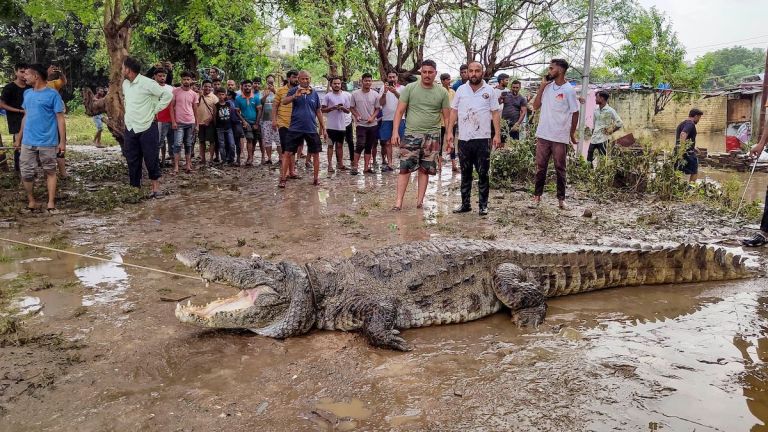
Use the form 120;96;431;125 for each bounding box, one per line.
2;149;768;431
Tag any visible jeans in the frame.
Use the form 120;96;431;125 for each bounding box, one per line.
217;128;236;164
173;123;195;156
458;139;491;207
158;122;174;158
534;137;567;200
124;123;161;187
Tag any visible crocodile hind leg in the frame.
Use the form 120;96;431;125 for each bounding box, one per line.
493;263;547;327
358;298;412;351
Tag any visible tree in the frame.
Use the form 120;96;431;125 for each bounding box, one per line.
697;46;766;89
285;0;378;82
605;6;713;114
351;0;459;78
438;0;636;78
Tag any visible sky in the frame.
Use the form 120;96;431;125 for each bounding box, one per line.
637;0;768;61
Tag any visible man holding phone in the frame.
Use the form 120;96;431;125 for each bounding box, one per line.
378;70;405;172
321;77;351;173
531;58;579;210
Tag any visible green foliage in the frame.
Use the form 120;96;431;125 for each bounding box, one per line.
606;6;712;92
697;46;766;89
490;138;536;189
70;184;145;212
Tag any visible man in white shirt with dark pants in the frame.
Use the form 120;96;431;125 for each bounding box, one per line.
531;58;579;210
445;62;501;216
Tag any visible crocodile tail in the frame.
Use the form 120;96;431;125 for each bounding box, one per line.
519;244;753;298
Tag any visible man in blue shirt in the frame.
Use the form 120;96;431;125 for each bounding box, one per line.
451;64;468;91
234;80;261;166
13;64;66;213
279;70;326;187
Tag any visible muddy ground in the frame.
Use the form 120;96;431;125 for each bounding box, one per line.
1;146;767;431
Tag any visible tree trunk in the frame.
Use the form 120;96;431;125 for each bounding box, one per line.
99;6;133;149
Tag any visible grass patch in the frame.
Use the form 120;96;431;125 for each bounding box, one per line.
236;238;246;247
69;184;145;212
0;254;12;263
48;232;70;249
161;243;177;255
338;213;360;228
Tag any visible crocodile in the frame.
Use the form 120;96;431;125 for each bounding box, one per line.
174;239;753;351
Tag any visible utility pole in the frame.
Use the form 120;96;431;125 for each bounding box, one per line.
759;45;768;139
577;0;595;156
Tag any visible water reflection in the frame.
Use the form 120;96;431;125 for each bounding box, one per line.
75;250;130;306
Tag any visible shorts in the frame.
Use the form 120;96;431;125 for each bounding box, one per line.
232;122;245;141
93;114;103;131
199;124;216;144
20;145;57;181
399;132;440;175
327;129;346;146
284;130;322;154
378;120;406;141
355;125;379;154
261;121;279;147
243;121;258;140
676;150;698;175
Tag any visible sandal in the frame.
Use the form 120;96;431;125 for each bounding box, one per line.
416;203;424;209
312;178;320;186
24;206;37;214
391;206;402;211
741;233;768;247
338;165;349;171
46;207;59;215
278;179;287;188
288;174;302;180
328;167;336;173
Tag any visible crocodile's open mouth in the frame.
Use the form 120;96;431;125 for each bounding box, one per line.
175;286;286;328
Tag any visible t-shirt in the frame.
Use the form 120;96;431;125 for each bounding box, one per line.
261;91;275;122
399;82;450;134
591;105;623;144
350;89;381;128
441;88;456;127
322;91;351;131
21;87;65;147
227;100;240;125
451;82;501;141
1;82;31;134
381;85;405;121
675;119;697;151
501;92;527;124
197;92;219;125
214;102;234;130
172;87;199;124
535;81;579;144
287;86;321;133
274;85;295;129
156;84;174;123
451;80;466;91
235;93;261;124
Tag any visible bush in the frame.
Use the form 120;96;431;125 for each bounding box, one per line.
489;138;536;189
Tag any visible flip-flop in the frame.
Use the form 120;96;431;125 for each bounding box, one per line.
24;206;37;214
391;206;401;211
46;207;59;215
278;179;287;188
288;174;302;180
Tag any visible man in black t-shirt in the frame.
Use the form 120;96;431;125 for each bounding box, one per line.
0;63;32;172
674;108;703;183
500;80;528;141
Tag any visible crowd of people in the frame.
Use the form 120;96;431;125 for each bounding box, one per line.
5;56;768;248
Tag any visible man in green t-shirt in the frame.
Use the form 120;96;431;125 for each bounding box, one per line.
391;59;450;210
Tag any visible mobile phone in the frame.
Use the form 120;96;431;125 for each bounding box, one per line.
545;74;554;82
56;151;65;159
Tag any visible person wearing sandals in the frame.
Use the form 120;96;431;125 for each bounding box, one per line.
391;59;450;210
742;112;768;247
349;73;381;175
13;63;66;214
279;70;326;187
122;57;173;198
274;70;301;180
321;76;351;174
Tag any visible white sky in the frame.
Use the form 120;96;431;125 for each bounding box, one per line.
637;0;768;61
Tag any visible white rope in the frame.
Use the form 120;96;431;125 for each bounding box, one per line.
0;237;203;281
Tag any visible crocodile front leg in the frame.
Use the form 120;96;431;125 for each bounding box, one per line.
493;263;547;327
358;298;412;351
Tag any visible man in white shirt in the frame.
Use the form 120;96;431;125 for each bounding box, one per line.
321;77;351;173
531;59;580;210
378;70;404;172
445;62;501;216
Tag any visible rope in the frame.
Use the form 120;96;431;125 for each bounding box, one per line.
0;237;203;281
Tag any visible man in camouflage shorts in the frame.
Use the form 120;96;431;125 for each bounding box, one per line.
399;133;440;175
391;59;450;210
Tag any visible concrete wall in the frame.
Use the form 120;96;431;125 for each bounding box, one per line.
608;91;727;137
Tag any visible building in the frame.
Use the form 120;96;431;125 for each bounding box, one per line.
271;28;310;56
